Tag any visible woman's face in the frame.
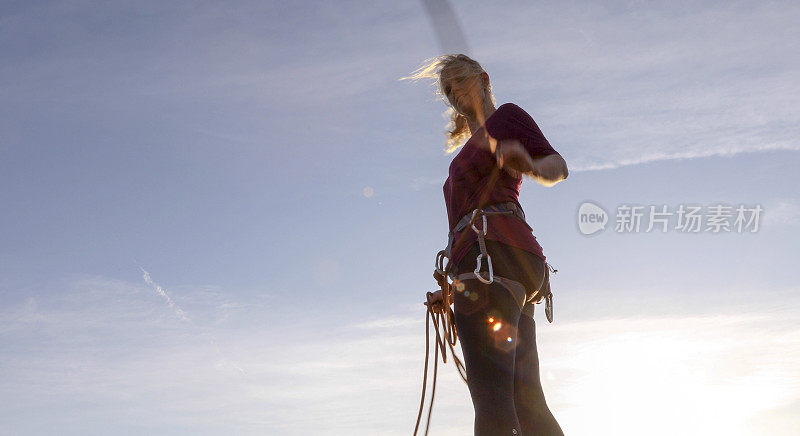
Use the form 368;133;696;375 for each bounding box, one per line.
443;73;484;118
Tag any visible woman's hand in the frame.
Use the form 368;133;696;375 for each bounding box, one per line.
424;289;450;313
529;154;569;187
493;138;569;186
495;139;535;178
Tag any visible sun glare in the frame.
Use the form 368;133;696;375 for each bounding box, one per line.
542;313;800;435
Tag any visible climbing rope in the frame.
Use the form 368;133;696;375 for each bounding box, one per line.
413;161;502;435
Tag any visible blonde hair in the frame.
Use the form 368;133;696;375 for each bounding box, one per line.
400;54;497;153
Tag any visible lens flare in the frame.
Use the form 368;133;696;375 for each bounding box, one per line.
489;321;518;352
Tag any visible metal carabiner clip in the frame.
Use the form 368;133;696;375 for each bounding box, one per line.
544;262;556;323
545;293;554;323
435;250;448;276
470;213;488;236
474;253;494;284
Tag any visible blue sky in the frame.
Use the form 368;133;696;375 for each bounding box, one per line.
1;1;799;434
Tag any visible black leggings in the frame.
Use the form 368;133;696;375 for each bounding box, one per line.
454;240;564;436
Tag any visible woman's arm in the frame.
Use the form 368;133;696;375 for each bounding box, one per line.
530;153;568;187
482;103;567;186
494;138;568;186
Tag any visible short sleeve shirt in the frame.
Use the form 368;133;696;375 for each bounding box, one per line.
442;102;561;270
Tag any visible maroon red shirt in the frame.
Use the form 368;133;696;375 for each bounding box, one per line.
443;102;561;270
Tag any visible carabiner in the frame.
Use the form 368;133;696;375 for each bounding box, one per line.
435;250;448;276
471;213;488;236
474;253;494;284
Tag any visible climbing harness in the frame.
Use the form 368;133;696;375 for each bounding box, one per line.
440;200;557;320
414;196;560;434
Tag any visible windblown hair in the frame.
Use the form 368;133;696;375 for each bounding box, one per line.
400;54;497;153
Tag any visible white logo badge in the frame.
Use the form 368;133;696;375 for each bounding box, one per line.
578;202;608;235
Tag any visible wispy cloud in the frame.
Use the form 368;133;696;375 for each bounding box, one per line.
411;175;446;190
4;277;797;435
467;1;800;171
139;266;190;322
349;316;421;330
765;198;800;225
569;141;800;172
137;266;247;377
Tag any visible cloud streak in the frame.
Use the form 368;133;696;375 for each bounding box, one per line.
4;276;797;435
140;266;190;322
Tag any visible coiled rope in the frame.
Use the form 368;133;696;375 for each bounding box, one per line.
413;152;503;435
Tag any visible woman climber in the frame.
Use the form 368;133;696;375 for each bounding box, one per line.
403;54;568;436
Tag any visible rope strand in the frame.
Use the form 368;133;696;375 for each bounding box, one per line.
414;156;502;435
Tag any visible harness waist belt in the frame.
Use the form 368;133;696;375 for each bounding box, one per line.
445;201;532;260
